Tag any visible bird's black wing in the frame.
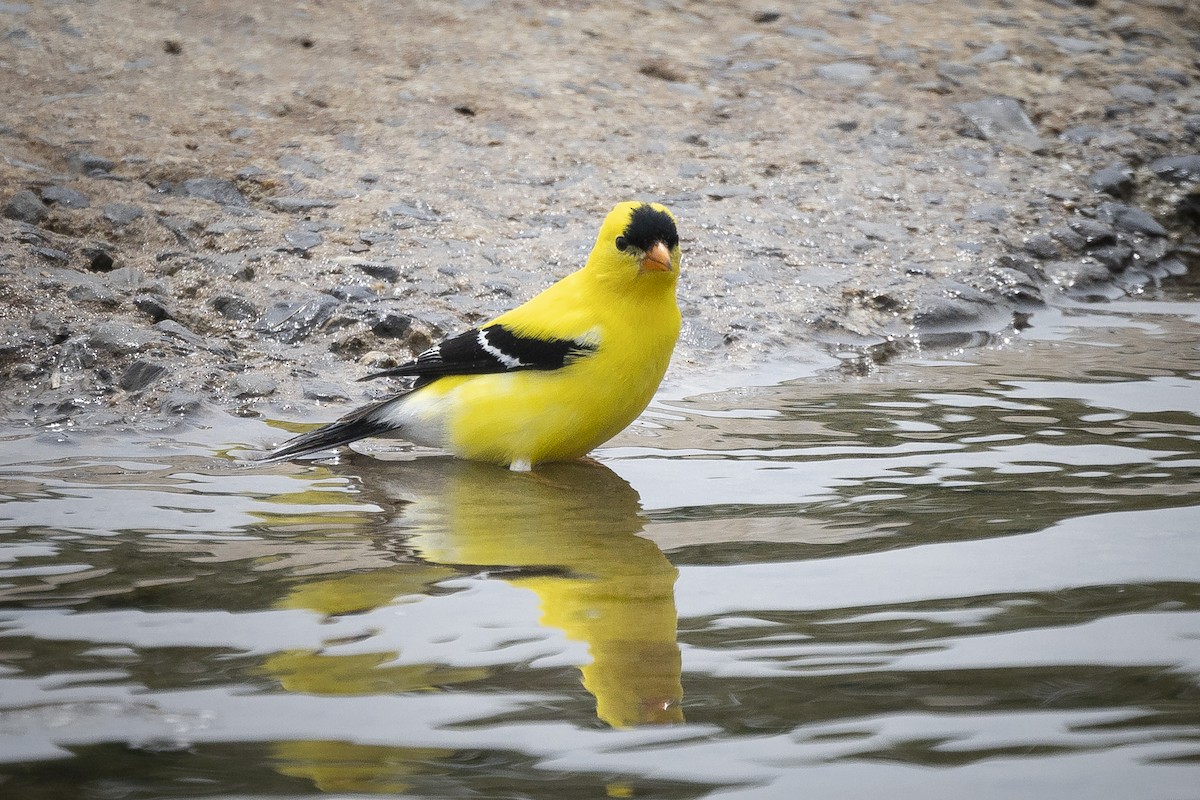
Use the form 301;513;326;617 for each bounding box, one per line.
359;324;597;387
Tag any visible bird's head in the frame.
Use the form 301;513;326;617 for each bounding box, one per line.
587;201;681;287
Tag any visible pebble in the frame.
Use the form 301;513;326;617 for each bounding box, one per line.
303;380;351;402
102;202;144;225
1067;218;1116;246
182;178;247;207
1023;234;1060;260
966;204;1007;224
87;322;159;355
34;246;69;262
40;186;89;209
878;44;919;64
1087;164;1133;197
815;62;876;88
381;201;443;222
282;228;323;252
351;261;401;282
67;151;114;175
1110;83;1154;104
783;26;829;41
102;267;144;293
255;295;340;343
160;391;204;416
120;359;167;392
912;284;1011;335
268;197;337;212
231;373;277;398
59;273;119;307
956;97;1044;152
1089;244;1134;271
211;293;260;322
132;293;174;322
278;155;326;178
1047;36;1105;55
1060;125;1101;144
1149;154;1200;183
970;43;1009;64
370;309;413;338
3;189;48;223
1095;202;1168;237
330;284;377;303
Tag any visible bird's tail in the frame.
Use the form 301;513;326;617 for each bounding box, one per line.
261;394;403;462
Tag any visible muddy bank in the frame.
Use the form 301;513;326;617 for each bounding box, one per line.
1;0;1197;431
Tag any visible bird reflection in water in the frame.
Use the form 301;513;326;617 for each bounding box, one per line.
262;455;682;791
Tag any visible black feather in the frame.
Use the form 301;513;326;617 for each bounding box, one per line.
359;324;595;385
261;393;403;461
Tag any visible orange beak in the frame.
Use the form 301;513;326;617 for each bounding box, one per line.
640;241;673;273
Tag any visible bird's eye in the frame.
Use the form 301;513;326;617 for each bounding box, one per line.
614;236;628;251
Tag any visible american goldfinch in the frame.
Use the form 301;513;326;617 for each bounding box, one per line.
266;201;682;470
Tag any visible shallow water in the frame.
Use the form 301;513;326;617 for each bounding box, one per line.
1;291;1199;799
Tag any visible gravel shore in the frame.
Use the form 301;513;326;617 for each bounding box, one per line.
1;0;1197;429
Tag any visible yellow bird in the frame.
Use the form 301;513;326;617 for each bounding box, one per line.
266;201;682;470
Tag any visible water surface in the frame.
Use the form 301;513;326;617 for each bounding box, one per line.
1;293;1198;798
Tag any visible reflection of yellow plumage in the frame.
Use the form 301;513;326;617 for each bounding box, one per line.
261;456;683;792
405;459;683;728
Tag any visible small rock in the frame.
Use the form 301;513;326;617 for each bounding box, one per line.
67;151;115;175
267;197;338;212
132;293;174;322
330;284;377;303
40;185;89;209
966;204;1007;224
370;309;413;338
211;293;260;322
783;26;829;41
256;295;341;343
1149;154;1200;183
381;201;443;222
1050;226;1087;252
87;322;159;355
815;62;876;88
102;267;144;292
303;380;351;402
1096;203;1169;237
33;246;69;262
102;202;144;226
3;189;48;223
1023;234;1060;260
231;373;277;398
161;391;204;416
120;359;167;392
1047;36;1105;54
1067;218;1116;246
278;155;325;178
1060;125;1102;145
182;178;247;207
65;277;120;307
970;43;1009;64
1110;83;1154;104
878;44;919;64
352;261;401;282
282;228;323;252
1088;164;1133;197
1089;244;1134;271
956;96;1044;152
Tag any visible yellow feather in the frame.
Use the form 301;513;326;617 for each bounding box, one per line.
423;202;681;466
